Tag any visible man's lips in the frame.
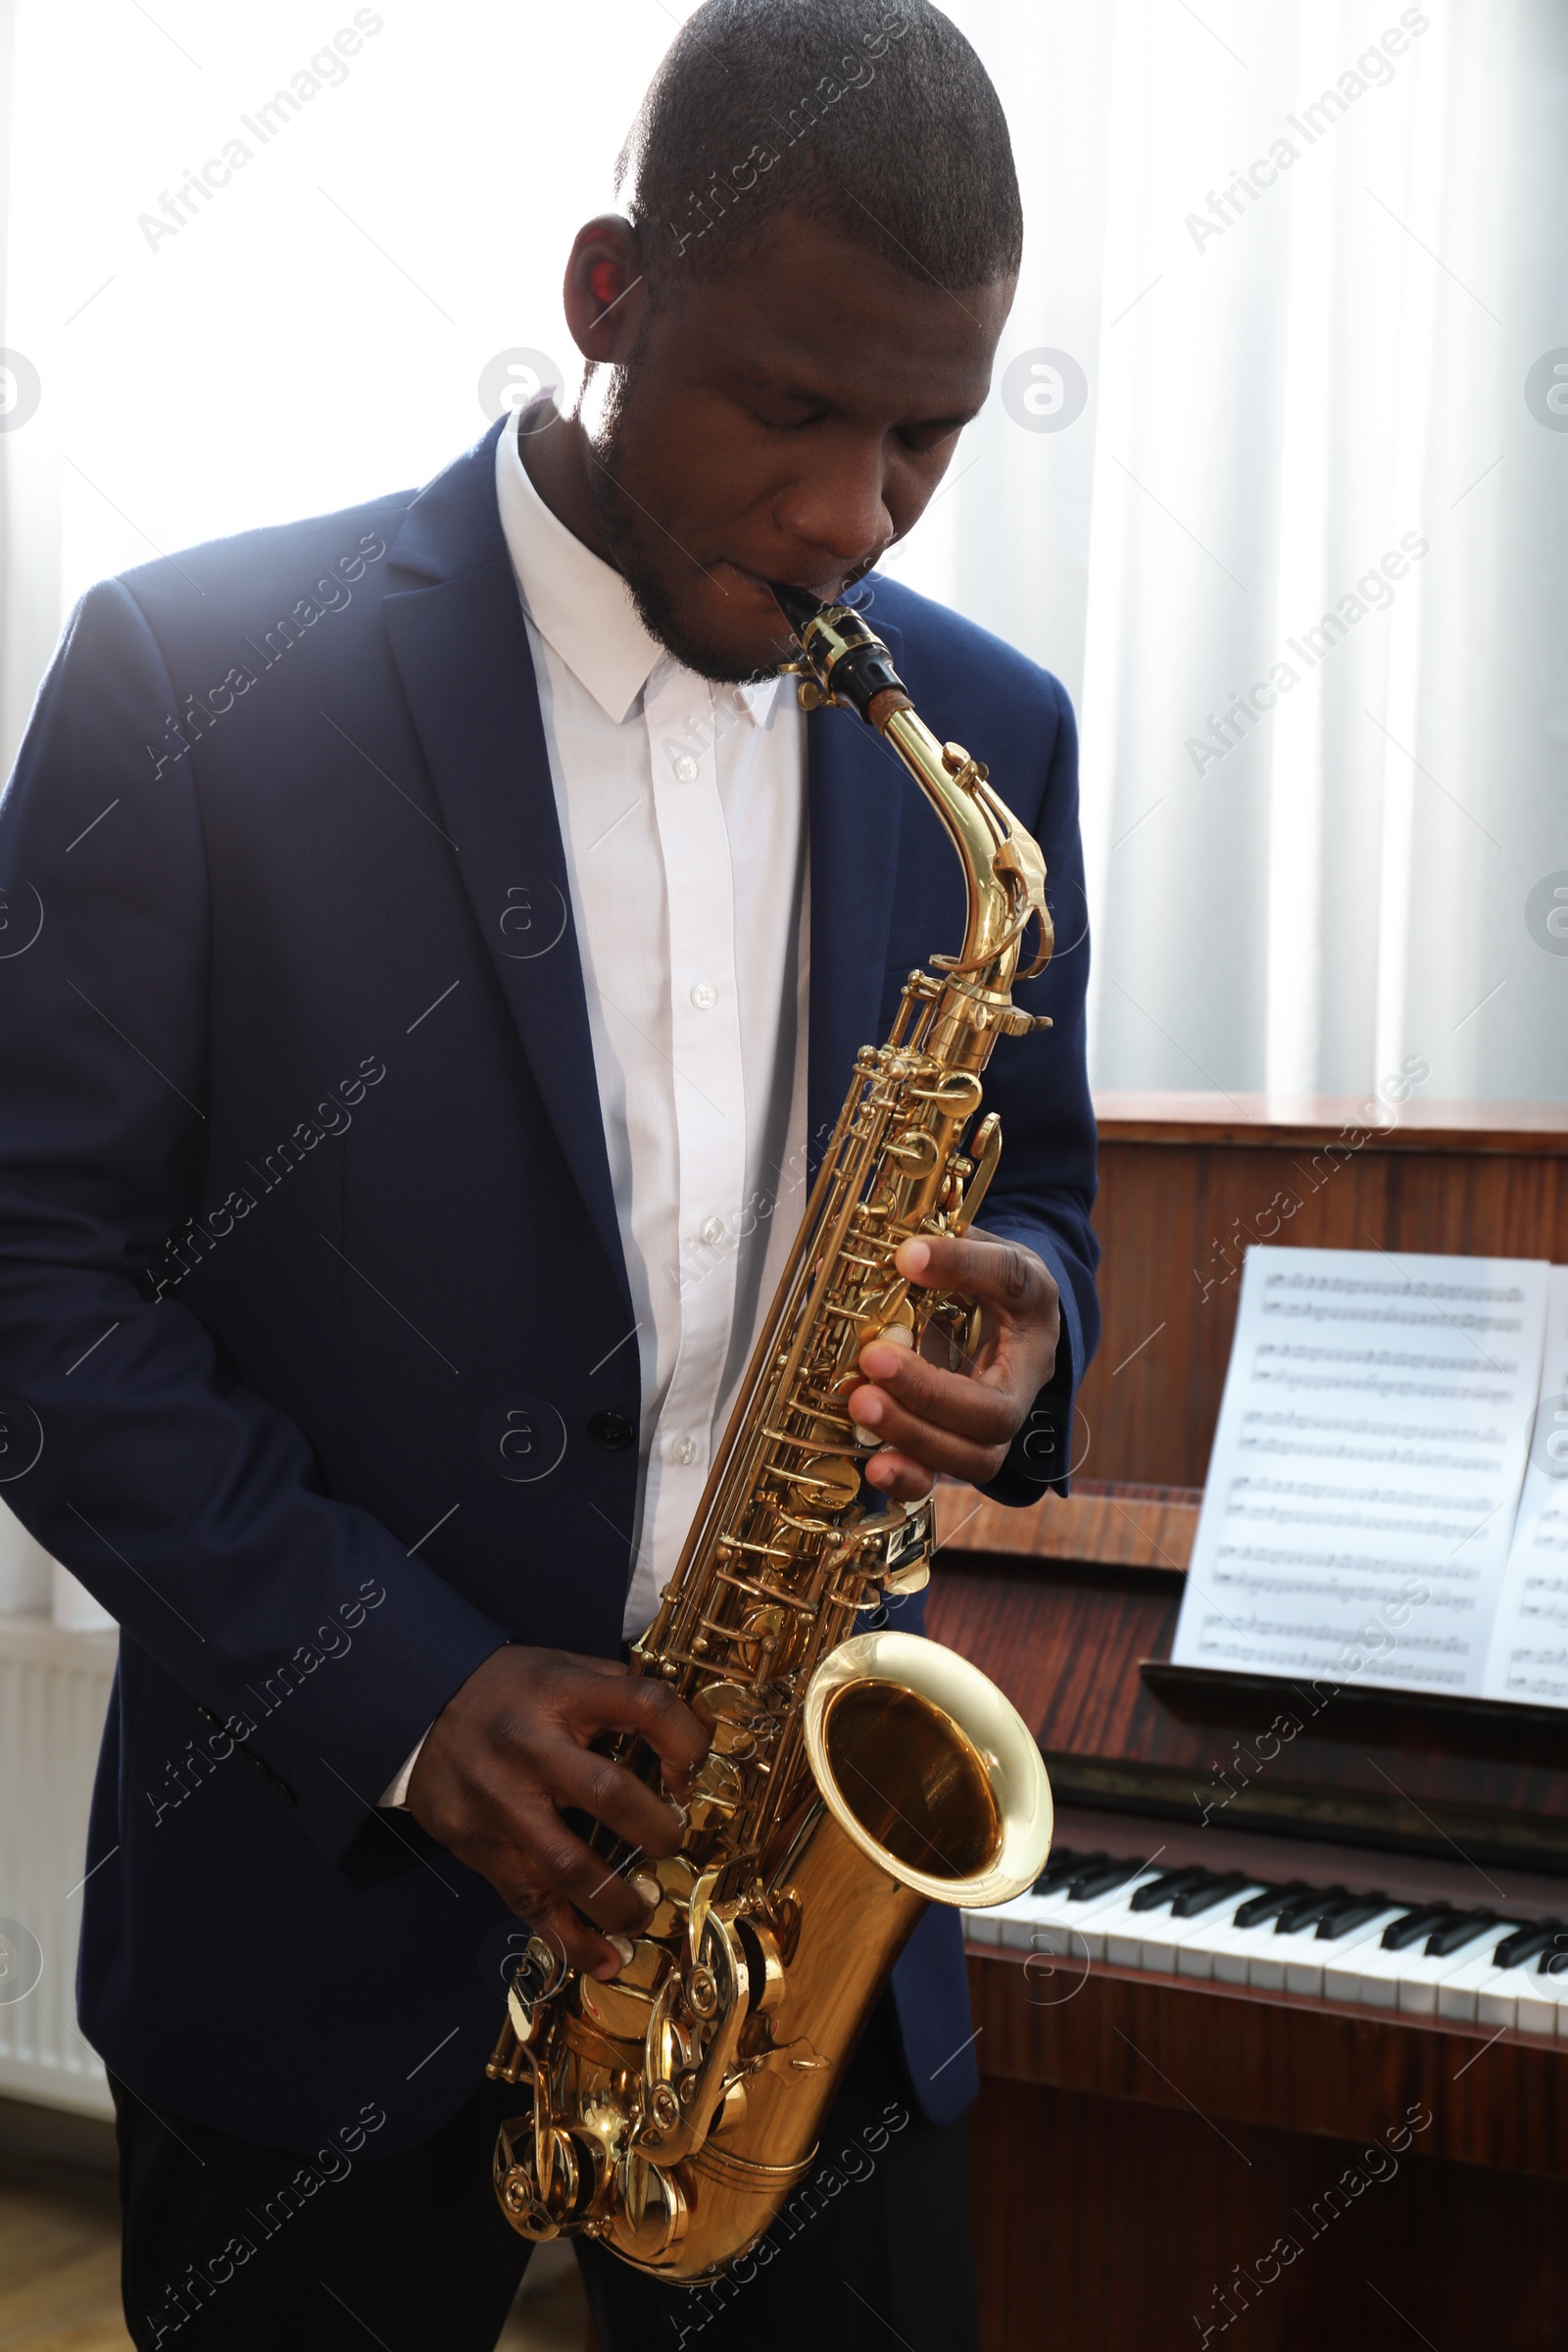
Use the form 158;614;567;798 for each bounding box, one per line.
711;558;844;608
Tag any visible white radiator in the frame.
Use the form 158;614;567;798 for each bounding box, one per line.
0;1611;117;2117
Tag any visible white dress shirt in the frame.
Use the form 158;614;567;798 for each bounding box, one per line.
497;402;810;1634
380;404;809;1805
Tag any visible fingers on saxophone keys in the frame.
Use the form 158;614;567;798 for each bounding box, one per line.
502;1884;623;1983
552;1745;675;1846
852;1383;1010;1483
897;1230;1054;1317
573;1865;658;1939
516;1817;656;1940
862;1449;934;1500
850;1354;1016;1447
587;1677;710;1793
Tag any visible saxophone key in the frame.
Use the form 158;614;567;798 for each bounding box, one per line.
640;1852;699;1939
685;1747;746;1831
786;1452;859;1512
884;1125;943;1177
579;1959;666;2043
691;1681;781;1768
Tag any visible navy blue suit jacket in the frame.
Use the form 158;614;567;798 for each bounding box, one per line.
0;420;1098;2155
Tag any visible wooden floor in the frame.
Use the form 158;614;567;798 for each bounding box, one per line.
0;2149;125;2352
0;2146;589;2351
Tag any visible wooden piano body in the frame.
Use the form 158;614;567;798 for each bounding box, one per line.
933;1097;1568;2350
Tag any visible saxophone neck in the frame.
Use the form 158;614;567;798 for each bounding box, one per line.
775;590;1053;1043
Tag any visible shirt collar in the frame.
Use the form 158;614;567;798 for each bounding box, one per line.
494;402;783;730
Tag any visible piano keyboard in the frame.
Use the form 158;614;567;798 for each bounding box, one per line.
964;1847;1568;2035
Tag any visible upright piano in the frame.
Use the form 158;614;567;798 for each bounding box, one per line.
934;1096;1568;2350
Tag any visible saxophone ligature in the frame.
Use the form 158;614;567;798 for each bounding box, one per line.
486;584;1056;2280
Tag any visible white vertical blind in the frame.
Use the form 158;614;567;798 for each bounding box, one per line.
1;0;1563;1099
929;0;1567;1104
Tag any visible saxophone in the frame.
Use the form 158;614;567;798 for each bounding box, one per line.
487;586;1055;2280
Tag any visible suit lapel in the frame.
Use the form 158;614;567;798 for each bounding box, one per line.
806;613;906;1176
380;427;628;1299
381;439;910;1242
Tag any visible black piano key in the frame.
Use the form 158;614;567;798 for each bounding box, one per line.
1067;1856;1146;1902
1130;1866;1210;1914
1171;1871;1253;1919
1424;1909;1501;1958
1233;1881;1312;1930
1314;1892;1393;1939
1031;1847;1088;1896
1494;1921;1562;1969
1276;1885;1354;1935
1381;1903;1460;1952
1537;1932;1568;1977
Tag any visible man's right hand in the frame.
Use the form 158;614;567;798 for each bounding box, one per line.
405;1645;709;1981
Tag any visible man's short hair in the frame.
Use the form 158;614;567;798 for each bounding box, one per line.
617;0;1023;300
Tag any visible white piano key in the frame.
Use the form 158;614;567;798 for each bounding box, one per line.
1174;1898;1259;1982
1026;1913;1106;1964
1519;1972;1568;2036
965;1865;1161;1966
1174;1936;1217;1982
996;1890;1058;1946
966;1893;1071;1948
1262;1907;1406;1998
1322;1919;1499;2014
1135;1888;1268;1977
1468;1953;1568;2034
1397;1928;1504;2015
1028;1865;1193;1966
996;1892;1082;1955
968;1888;1065;1948
1191;1908;1263;1984
968;1867;1563;2014
965;1865;1568;2041
1001;1899;1092;1958
1436;1939;1513;2022
1093;1875;1204;1969
1324;1926;1424;2010
1475;1964;1531;2033
1518;1963;1568;2037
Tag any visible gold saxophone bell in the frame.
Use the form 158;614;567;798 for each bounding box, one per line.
486;587;1056;2281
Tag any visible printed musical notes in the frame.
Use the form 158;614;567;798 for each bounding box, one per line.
1171;1247;1551;1699
1484;1265;1568;1706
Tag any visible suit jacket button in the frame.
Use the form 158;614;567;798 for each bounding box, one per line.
588;1410;636;1452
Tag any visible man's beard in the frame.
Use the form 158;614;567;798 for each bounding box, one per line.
582;368;784;686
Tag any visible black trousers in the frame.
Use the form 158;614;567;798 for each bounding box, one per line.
112;1998;978;2352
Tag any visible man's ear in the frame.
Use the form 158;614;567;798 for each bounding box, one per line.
563;215;649;365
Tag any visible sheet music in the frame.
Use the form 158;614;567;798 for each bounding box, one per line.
1482;1264;1568;1708
1170;1246;1550;1698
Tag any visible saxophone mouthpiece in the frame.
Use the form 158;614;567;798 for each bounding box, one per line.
770;581;825;642
772;585;908;728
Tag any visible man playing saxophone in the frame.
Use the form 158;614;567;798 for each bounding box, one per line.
0;2;1098;2346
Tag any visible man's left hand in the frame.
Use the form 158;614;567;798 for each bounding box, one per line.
847;1232;1060;1501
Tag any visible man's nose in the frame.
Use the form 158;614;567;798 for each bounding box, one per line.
774;438;893;579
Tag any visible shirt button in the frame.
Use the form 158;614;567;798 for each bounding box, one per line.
670;1434;699;1466
699;1214;725;1247
690;980;717;1010
671;752;699;784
